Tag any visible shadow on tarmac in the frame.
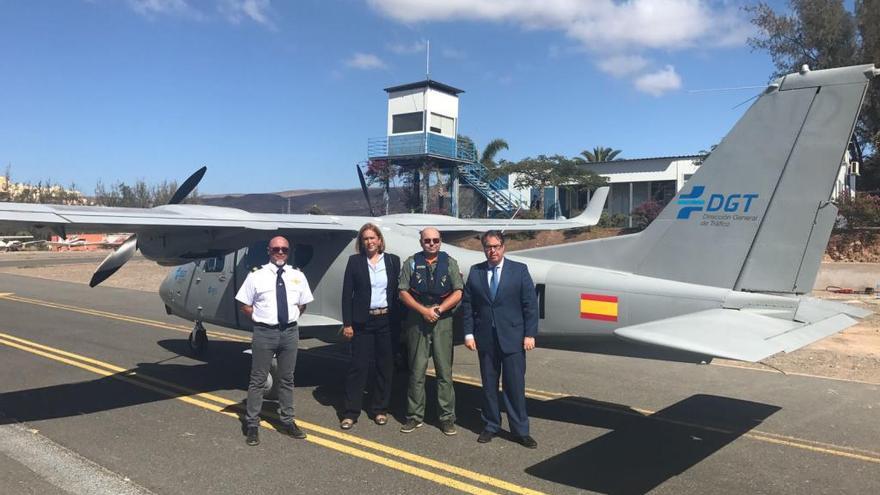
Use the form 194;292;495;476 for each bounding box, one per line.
524;394;780;494
0;336;780;494
0;339;348;425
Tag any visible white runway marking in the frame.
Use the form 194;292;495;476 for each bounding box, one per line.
0;422;155;495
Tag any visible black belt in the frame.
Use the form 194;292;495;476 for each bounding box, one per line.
256;322;298;330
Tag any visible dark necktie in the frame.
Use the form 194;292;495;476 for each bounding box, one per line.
276;267;288;330
490;266;498;300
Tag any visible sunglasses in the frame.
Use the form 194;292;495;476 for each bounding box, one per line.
421;238;440;245
269;246;290;254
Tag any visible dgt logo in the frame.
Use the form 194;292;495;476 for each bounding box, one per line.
676;186;759;220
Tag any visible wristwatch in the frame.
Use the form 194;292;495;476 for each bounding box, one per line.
433;307;442;315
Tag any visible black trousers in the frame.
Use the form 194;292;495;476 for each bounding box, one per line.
343;314;393;420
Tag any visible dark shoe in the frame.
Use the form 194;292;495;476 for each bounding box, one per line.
477;430;495;444
246;426;259;446
374;414;388;426
281;421;307;439
440;420;457;436
340;418;355;430
399;419;424;433
516;435;538;449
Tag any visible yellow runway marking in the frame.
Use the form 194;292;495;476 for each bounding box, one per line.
3;293;880;467
0;331;546;495
3;294;250;343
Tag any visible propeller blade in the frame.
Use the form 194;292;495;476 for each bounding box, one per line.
356;164;377;217
168;166;207;205
89;234;137;287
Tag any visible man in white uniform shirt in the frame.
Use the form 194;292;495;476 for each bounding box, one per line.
236;236;314;446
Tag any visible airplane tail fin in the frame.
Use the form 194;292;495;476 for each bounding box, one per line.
519;64;878;293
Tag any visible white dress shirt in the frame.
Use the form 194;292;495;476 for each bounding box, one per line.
465;259;504;342
367;253;388;309
235;263;314;326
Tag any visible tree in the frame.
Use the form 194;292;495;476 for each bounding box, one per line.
508;155;607;217
746;0;880;188
93;178;199;207
580;146;622;162
365;159;398;215
480;138;509;167
306;204;327;215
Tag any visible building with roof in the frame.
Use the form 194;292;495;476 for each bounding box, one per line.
365;79;523;217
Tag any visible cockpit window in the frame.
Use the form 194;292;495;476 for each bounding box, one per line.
293;244;313;269
244;240;269;271
203;256;225;273
243;240;314;270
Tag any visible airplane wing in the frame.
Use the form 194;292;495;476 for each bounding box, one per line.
0;203;356;233
0;186;608;240
383;186;608;232
613;297;870;362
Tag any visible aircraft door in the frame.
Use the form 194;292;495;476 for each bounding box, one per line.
185;252;238;327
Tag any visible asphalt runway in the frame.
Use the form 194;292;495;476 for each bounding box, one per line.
1;272;878;494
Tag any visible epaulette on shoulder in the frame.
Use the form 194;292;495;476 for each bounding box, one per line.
251;266;260;273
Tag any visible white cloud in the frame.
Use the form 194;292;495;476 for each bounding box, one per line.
127;0;276;27
597;55;649;77
127;0;202;19
346;53;388;70
368;0;750;51
219;0;275;28
634;65;682;96
441;48;466;59
388;41;427;54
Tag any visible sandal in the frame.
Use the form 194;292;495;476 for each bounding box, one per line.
340;418;355;430
374;414;388;426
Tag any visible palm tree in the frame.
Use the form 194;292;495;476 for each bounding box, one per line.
581;146;622;162
480;138;509;167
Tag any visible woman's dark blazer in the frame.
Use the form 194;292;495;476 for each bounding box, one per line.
341;252;401;327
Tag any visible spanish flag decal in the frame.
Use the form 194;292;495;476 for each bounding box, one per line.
580;293;618;321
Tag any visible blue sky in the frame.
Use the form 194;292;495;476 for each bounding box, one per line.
1;0;786;194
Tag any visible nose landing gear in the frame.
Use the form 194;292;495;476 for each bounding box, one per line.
188;321;208;355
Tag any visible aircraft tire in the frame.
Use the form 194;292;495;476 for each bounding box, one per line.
264;357;280;400
189;323;208;355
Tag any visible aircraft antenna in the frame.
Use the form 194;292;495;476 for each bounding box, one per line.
756;360;787;375
687;85;767;93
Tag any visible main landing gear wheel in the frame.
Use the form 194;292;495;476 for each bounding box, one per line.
188;321;208;355
263;357;280;401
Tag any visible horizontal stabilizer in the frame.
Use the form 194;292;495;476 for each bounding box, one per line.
386;186;609;233
614;306;861;362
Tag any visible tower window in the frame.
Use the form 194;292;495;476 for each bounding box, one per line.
392;112;424;133
430;113;454;137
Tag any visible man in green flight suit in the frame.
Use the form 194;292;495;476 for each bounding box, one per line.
398;227;463;436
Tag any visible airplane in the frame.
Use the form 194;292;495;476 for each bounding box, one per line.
0;235;45;252
45;233;129;250
0;64;876;387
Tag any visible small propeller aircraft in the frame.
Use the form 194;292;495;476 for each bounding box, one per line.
45;233;130;251
0;235;44;252
0;64;876;374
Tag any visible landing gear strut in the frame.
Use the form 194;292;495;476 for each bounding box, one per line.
188;321;208;355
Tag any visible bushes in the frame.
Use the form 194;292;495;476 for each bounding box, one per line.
598;212;627;228
836;193;880;228
630;200;664;230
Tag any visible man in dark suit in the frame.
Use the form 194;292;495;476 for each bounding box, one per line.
461;230;538;448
